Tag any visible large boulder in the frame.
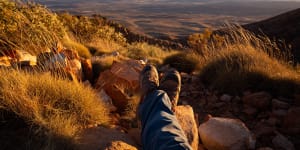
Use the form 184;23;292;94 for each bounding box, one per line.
175;105;199;150
199;117;255;150
95;60;145;112
242;92;272;109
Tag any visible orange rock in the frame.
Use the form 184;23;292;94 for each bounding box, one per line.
175;105;199;150
105;141;137;150
95;60;145;112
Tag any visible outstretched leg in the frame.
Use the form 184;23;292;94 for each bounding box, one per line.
138;65;191;150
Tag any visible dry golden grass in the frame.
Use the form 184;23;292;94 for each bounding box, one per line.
0;69;110;149
0;0;66;55
124;42;178;65
194;26;300;96
62;38;92;58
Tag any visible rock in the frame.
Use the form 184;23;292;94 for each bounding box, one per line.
66;59;82;81
272;133;295;150
257;147;273;150
272;99;290;110
272;109;288;118
95;60;144;112
242;92;272;109
283;107;300;135
97;89;116;111
254;122;275;137
78;126;137;150
295;94;300;106
199;117;255;150
266;117;279;126
243;106;258;116
81;58;93;82
220;94;232;102
105;141;137;150
0;56;11;67
180;91;188;97
175;105;199;150
127;128;142;146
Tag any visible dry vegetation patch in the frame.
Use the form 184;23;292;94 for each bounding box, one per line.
0;69;110;150
191;27;300;96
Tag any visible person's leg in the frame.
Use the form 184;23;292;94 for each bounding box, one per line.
138;65;191;150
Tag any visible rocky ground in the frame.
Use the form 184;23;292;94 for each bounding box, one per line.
1;51;299;150
79;61;299;150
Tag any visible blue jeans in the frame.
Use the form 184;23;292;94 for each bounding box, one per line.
138;90;192;150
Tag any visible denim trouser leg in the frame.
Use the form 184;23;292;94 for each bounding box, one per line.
138;90;192;150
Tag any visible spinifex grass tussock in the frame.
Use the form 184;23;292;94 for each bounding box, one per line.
0;0;66;55
124;42;178;65
62;38;92;58
194;26;300;96
0;69;110;149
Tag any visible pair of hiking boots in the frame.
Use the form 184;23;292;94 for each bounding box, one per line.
140;65;181;112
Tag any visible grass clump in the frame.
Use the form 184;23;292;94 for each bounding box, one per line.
195;26;300;96
0;69;110;150
163;52;200;73
124;42;178;64
0;0;66;55
62;38;91;58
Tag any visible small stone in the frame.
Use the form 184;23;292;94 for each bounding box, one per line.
254;122;275;137
181;100;189;105
257;147;273;150
214;102;225;108
295;94;300;106
243;106;258;116
283;107;300;135
242;92;272;109
272;133;295;150
180;92;188;97
266;117;279;126
272;109;288;118
220;94;232;102
272;99;290;110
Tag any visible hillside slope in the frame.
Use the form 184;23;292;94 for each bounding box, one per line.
244;8;300;63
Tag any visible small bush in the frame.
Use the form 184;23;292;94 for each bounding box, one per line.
124;42;177;64
163;52;200;73
195;26;300;96
62;38;91;58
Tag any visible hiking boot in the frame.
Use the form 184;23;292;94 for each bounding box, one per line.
159;69;181;112
140;65;159;101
